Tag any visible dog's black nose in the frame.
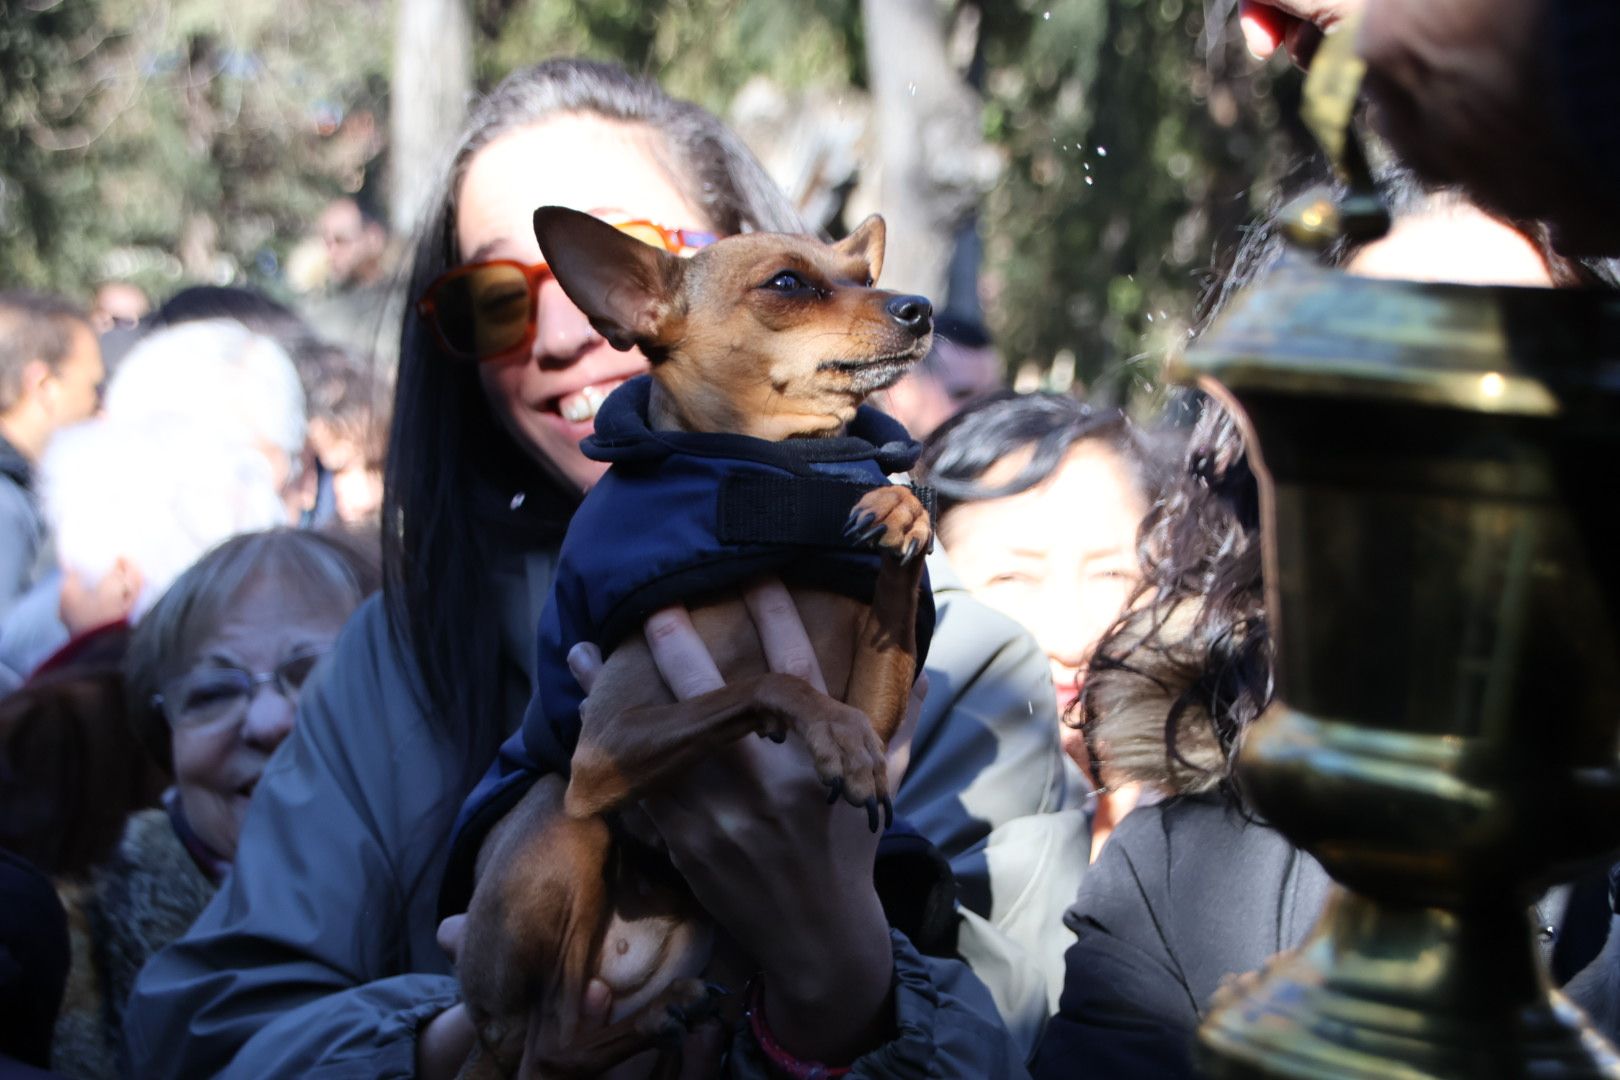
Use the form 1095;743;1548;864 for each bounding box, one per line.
886;295;933;337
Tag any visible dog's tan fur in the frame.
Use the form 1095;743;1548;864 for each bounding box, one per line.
455;208;934;1078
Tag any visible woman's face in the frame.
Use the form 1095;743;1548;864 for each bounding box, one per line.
940;442;1148;761
169;571;352;861
455;113;715;493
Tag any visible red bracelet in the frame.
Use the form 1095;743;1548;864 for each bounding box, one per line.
746;977;853;1080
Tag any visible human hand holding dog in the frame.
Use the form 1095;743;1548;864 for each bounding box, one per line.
568;577;925;1067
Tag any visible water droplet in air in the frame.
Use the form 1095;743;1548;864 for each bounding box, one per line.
1146;312;1155;322
1085;176;1094;185
1043;10;1051;20
1097;146;1108;157
907;81;916;96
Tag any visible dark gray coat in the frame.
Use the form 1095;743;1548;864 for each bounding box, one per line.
124;543;1043;1077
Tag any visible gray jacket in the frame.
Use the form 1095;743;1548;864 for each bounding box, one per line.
125;544;1040;1078
0;434;47;621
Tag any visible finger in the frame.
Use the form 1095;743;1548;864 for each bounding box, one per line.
436;914;467;965
582;978;613;1031
644;605;726;700
1239;1;1289;58
567;641;605;693
742;577;827;694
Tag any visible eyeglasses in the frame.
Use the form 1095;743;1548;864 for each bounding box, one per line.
153;646;332;731
416;217;718;361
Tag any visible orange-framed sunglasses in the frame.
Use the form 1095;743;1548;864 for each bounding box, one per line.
416;217;718;361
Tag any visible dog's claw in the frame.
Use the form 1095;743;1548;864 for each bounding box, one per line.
881;795;894;830
902;538;920;563
865;797;880;833
825;777;844;805
843;510;877;538
854;522;887;547
705;981;732;999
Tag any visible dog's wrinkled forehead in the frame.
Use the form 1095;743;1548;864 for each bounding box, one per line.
688;232;873;283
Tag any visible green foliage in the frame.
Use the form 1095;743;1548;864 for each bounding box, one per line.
3;0;1292;394
0;0;389;300
977;0;1291;395
483;0;864;111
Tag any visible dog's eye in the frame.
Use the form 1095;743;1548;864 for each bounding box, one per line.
763;270;809;292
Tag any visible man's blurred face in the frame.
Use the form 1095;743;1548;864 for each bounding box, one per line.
319;201;379;286
932;339;1002;411
48;324;105;427
90;283;149;333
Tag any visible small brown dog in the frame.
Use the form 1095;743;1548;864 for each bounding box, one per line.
455;207;936;1078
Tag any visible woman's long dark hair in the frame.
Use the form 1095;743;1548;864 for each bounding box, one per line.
383;59;804;763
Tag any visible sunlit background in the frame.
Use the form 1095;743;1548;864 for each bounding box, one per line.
0;0;1315;397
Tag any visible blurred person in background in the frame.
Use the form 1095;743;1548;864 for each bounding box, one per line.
299;344;389;526
88;282;151;334
318;196;390;291
0;316;309;685
0;846;70;1077
878;311;1003;440
103;318;309;523
49;528;379;1080
302;195;403;364
0;415;292;880
0;292;103;620
919;392;1169;861
1238;0;1620;255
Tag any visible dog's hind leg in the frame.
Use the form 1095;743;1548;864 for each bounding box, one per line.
458;776;616;1077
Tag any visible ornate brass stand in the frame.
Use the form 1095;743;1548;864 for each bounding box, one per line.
1185;19;1620;1080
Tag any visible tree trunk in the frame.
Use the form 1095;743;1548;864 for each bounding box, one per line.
860;0;998;305
389;0;473;236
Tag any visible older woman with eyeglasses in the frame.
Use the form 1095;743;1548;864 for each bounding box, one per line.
48;528;379;1079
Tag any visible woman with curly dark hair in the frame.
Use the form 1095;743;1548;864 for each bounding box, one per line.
1031;177;1619;1078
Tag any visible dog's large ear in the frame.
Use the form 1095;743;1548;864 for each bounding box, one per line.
533;206;685;352
833;214;885;285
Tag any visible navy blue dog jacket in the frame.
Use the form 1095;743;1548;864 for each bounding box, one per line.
440;375;940;920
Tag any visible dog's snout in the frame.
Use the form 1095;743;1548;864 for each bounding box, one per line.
885;295;933;337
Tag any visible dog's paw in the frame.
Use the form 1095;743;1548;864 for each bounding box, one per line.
801;704;891;832
844;486;932;564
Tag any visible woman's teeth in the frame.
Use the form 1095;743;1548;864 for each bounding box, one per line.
558;382;614;423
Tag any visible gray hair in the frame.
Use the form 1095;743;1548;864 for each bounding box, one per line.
105;318;307;463
41;415;290;619
124;527;381;771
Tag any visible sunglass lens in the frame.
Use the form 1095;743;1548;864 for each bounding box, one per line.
434;264;532;358
616;222;668;250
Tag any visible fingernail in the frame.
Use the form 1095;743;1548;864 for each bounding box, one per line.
1240;13;1277;60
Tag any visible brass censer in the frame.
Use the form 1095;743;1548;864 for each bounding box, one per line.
1187;19;1620;1079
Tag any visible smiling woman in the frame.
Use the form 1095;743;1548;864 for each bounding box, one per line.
919;391;1168;857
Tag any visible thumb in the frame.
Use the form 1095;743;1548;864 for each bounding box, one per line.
436;914;468;965
568;642;605;693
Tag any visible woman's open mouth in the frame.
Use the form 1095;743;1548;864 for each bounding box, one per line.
547;378;628;424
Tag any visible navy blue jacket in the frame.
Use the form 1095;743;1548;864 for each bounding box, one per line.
442;376;940;921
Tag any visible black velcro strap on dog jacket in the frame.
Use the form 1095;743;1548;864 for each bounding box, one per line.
717;475;936;550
